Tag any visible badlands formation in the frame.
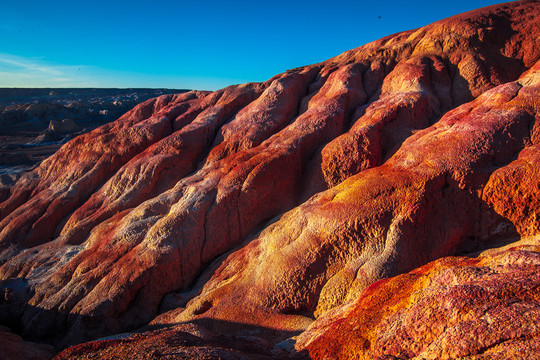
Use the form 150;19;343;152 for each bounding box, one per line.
0;88;184;172
1;1;540;359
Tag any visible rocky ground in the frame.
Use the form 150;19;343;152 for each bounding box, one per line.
1;1;539;359
0;88;185;191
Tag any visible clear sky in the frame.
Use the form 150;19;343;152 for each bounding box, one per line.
0;0;506;90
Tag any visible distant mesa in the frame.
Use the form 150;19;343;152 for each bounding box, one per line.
0;1;540;359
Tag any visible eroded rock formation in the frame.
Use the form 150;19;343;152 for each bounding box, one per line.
50;237;540;359
0;88;185;171
297;237;540;359
1;1;540;358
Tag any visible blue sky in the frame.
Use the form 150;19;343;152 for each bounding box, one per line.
0;0;506;90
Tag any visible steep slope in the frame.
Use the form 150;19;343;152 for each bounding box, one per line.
0;0;539;357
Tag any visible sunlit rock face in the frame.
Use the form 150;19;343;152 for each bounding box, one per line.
50;238;540;360
296;237;540;359
1;0;540;358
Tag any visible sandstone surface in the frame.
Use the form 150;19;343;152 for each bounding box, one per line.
1;1;540;358
297;237;540;359
49;238;540;359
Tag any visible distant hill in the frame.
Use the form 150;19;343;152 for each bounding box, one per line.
0;88;187;107
0;88;188;171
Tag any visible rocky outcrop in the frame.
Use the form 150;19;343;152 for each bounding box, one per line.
53;323;275;360
49;237;540;359
296;237;540;359
1;0;540;357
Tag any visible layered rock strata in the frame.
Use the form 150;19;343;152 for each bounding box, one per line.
0;1;539;358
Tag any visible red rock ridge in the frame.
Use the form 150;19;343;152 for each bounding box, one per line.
0;1;539;357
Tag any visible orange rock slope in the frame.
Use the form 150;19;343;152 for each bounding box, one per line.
1;0;540;358
297;237;540;359
51;237;540;359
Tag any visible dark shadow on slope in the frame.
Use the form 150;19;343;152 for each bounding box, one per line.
0;298;311;359
388;171;522;279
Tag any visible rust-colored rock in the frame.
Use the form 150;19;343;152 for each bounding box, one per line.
156;58;540;336
53;323;275;360
1;1;540;358
0;325;55;360
296;237;540;359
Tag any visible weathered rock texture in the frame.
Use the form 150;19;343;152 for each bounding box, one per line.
297;237;540;359
1;0;540;358
53;323;275;360
49;238;540;359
